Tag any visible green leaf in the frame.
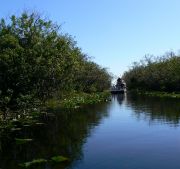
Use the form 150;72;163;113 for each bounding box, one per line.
19;159;47;168
15;138;33;145
51;156;69;163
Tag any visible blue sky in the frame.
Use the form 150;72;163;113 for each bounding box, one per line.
1;0;180;77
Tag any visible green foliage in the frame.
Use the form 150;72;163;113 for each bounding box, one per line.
19;156;69;168
123;53;180;92
15;138;33;145
136;91;180;98
51;156;69;163
47;92;111;109
0;12;112;113
19;159;47;168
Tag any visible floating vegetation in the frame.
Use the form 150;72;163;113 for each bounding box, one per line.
15;138;33;145
11;128;22;132
51;156;69;163
19;156;69;168
35;122;45;126
136;91;180;99
47;92;111;109
19;159;47;168
23;124;30;127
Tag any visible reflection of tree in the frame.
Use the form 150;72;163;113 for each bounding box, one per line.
117;94;125;105
0;103;110;169
111;94;125;105
126;94;180;126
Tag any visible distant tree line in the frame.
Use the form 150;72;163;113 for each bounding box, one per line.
0;12;112;111
123;52;180;92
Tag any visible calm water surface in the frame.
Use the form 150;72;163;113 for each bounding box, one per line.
1;94;180;169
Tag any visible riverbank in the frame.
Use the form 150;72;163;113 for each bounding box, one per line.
46;91;111;109
0;12;112;130
131;90;180;99
0;91;111;168
0;92;111;130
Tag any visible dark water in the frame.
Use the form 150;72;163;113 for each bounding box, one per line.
1;94;180;169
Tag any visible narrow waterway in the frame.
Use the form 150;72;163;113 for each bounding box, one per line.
1;94;180;169
69;94;180;169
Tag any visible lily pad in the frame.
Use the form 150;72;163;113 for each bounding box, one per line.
11;128;22;131
15;138;33;145
19;159;47;168
51;156;69;163
35;122;45;125
23;124;30;127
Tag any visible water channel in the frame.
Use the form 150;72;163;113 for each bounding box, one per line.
1;94;180;169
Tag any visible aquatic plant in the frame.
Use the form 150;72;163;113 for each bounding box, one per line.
19;155;69;168
51;155;69;163
15;138;33;145
47;92;111;109
19;159;47;168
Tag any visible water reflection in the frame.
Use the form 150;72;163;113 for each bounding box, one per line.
1;94;180;169
0;103;110;169
124;94;180;126
112;94;125;105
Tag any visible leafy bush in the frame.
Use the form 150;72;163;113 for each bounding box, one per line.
0;12;112;112
123;53;180;92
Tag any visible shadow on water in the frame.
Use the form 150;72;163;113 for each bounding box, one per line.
124;93;180;126
0;103;111;169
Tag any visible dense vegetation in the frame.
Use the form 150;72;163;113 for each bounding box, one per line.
0;12;112;114
123;53;180;93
